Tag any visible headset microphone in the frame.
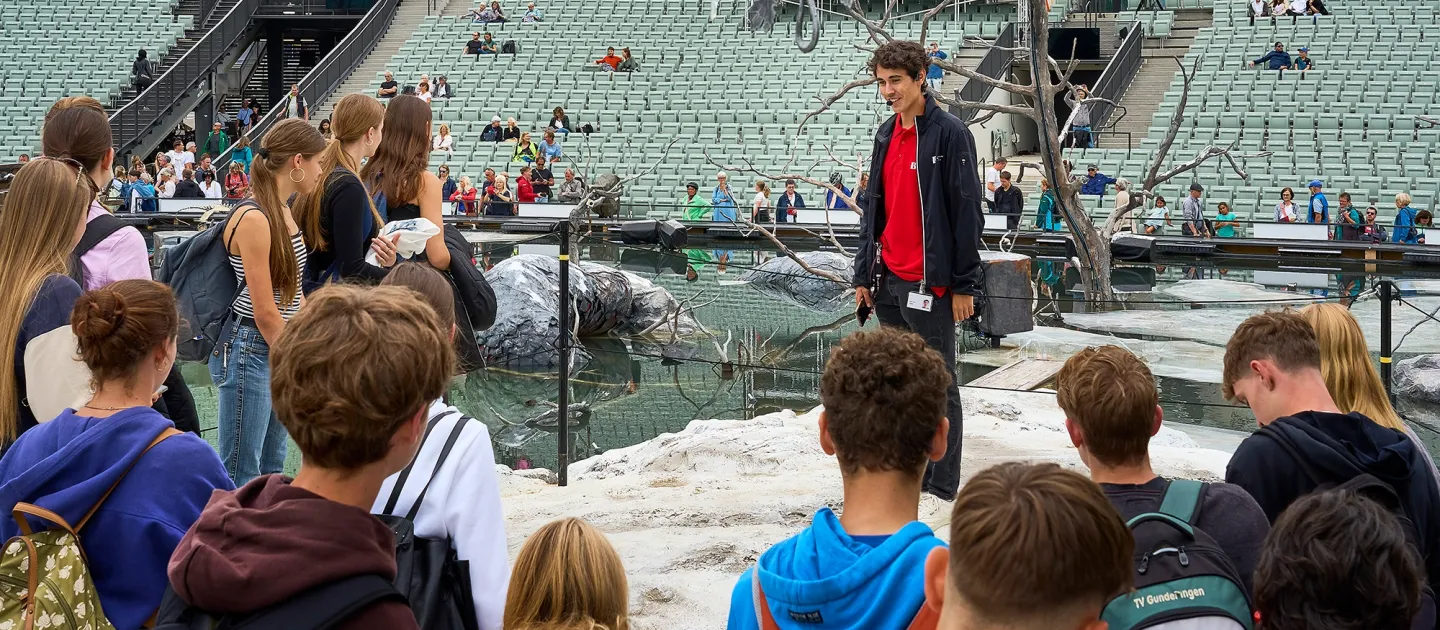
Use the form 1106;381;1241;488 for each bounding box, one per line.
884;99;894;106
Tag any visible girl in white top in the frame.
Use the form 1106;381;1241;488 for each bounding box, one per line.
752;180;771;223
373;262;508;630
433;124;454;153
418;82;433;104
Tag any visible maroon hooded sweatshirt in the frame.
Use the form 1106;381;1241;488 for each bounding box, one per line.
167;474;419;630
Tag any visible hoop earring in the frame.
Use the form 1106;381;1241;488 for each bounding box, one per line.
289;168;305;184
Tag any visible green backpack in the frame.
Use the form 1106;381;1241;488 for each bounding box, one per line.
0;428;180;630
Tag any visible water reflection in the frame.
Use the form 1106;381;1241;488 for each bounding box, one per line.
181;240;1440;472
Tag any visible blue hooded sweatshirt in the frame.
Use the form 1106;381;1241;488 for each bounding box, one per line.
727;508;945;630
0;408;233;630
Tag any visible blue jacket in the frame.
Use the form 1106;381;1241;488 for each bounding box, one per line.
1080;173;1116;195
826;185;852;210
727;508;945;630
1307;192;1329;224
927;50;947;79
775;191;806;213
712;186;739;222
1394;205;1420;244
1253;50;1292;69
0;408;233;630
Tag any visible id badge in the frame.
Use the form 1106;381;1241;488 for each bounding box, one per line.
906;291;934;312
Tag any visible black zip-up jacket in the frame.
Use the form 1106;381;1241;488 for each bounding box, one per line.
1225;411;1440;595
853;94;984;295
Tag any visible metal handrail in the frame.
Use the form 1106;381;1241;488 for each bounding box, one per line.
956;22;1017;123
216;0;401;167
110;0;262;159
1059;19;1142;145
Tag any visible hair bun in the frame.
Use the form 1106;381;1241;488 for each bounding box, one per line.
74;290;127;345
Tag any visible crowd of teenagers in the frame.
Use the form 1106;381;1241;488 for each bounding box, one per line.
4;87;1439;629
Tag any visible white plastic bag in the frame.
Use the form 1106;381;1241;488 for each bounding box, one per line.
366;217;441;265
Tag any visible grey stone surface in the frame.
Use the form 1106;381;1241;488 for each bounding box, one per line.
1396;354;1440;405
737;251;854;312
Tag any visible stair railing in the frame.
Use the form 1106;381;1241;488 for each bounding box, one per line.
1059;18;1142;147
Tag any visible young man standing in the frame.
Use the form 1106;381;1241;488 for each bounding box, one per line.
166;285;453;628
1057;345;1270;595
727;328;952;630
993;170;1023;231
922;462;1134;630
853;40;983;501
984;156;1005;212
925;41;947;92
1222;311;1440;592
201;121;229;158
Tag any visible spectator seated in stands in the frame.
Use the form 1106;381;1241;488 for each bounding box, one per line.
432;124;454;154
1079;164;1116;195
502;117;522;142
1293;47;1315;70
537;130;562;162
1144;196;1171;234
548;106;572;132
1058;345;1271;598
1393;192;1421;244
522;2;543;21
469;1;505;23
1361;205;1389;242
1251;42;1293;70
378;71;398;98
1417;210;1433;244
433;75;454;98
512;132;539;163
1269;0;1288;16
1214;201;1239;237
1250;0;1268;17
993;170;1024;230
595;46;623;70
617;47;640;72
451;175;479;215
558;168;584;203
467;32;496;56
481;115;503;141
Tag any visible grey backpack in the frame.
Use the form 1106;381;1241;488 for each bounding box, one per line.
155;201;256;362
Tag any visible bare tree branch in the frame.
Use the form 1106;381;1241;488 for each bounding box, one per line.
918;0;958;44
789;76;879;168
840;0;895;44
1143;56;1198;188
569;137;682;224
1154;143;1273;184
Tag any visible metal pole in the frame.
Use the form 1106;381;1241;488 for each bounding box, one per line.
1380;279;1394;403
557;220;571;486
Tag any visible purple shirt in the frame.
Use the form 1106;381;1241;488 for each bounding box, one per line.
81;200;151;290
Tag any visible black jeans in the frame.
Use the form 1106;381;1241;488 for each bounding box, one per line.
874;270;964;499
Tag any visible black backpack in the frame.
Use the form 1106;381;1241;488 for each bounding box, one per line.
1101;480;1254;630
501;40;517;54
153;573;406;630
68;213;133;288
375;410;481;630
155;202;255;362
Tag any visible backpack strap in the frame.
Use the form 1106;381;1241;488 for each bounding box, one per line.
1157;479;1205;524
225;200;261;254
12;428;181;538
68;213;130;286
233;574;404;630
381;410;466;521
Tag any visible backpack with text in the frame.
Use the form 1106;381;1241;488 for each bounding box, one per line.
0;429;179;630
155;201;256;362
1101;479;1254;630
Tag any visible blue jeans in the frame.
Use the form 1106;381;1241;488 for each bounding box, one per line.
209;321;288;486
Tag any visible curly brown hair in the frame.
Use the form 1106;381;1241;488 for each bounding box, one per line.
867;40;929;80
819;327;950;478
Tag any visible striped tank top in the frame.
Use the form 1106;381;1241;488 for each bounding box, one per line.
229;230;308;321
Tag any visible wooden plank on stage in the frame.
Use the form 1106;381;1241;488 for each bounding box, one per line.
968;358;1065;391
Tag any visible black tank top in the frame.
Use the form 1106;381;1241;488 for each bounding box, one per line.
389;202;421;222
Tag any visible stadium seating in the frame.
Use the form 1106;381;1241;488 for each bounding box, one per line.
1065;6;1440;228
0;0;187;160
368;0;1015;217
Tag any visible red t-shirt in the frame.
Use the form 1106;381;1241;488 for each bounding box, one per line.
879;118;946;296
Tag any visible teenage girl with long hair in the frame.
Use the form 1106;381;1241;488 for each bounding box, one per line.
360;94;450;271
1299;303;1440;490
0;158;96;446
213;117;326;485
293;93;398;288
43;95;203;434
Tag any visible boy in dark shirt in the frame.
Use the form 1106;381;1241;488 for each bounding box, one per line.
531;156;554;201
1057;345;1270;596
